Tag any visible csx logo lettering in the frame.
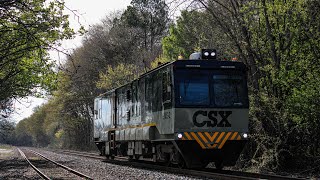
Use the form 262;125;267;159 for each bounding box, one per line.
193;111;232;127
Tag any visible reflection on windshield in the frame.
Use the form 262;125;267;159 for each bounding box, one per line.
213;75;246;107
179;77;209;105
176;70;248;107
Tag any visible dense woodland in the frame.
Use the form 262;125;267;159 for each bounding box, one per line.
0;0;319;175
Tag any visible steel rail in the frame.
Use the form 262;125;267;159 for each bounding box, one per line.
54;149;106;160
56;149;101;157
55;149;305;180
17;148;51;180
57;150;251;179
27;149;94;180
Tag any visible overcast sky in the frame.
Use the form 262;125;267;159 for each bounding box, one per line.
65;0;132;25
52;0;133;59
11;0;132;122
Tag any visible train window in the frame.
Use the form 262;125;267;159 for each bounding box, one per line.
126;90;131;101
127;110;130;121
145;76;153;111
178;75;209;105
99;99;102;119
212;75;248;107
132;82;138;116
162;72;171;102
135;105;138;116
175;69;248;108
94;99;99;119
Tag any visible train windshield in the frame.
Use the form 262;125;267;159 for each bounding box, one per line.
179;73;210;105
175;69;248;108
212;74;247;107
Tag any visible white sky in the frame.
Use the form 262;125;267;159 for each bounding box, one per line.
65;0;132;26
11;0;132;122
51;0;133;60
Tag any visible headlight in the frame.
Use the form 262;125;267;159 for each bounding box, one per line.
242;133;248;138
177;133;183;139
201;49;217;60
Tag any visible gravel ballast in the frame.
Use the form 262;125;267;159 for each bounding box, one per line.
25;148;202;180
0;147;40;179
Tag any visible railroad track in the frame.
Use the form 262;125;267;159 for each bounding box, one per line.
17;148;93;180
54;149;305;180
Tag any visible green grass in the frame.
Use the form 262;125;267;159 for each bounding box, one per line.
0;144;13;150
0;144;14;159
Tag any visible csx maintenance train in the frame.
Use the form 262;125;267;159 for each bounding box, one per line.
94;49;249;169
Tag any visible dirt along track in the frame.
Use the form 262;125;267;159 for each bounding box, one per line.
18;148;93;179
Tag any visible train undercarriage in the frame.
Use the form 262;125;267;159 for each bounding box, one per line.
95;137;247;169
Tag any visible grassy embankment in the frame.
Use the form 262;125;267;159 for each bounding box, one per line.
0;144;14;158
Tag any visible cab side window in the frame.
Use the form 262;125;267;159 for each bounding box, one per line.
162;71;171;102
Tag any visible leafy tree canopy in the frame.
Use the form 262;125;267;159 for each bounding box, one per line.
97;64;139;91
162;10;234;61
121;0;170;51
0;0;76;111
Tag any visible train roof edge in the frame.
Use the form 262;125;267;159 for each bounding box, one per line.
96;59;246;98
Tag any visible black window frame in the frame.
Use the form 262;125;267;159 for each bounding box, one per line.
174;69;249;108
